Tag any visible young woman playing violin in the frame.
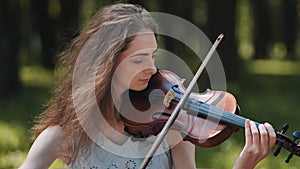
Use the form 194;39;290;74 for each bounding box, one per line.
19;3;276;169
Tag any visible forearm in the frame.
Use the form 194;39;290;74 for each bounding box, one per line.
232;154;256;169
171;141;196;169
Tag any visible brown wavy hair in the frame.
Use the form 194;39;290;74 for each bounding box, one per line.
32;3;158;162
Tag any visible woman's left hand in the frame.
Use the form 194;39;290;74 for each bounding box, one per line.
233;119;277;169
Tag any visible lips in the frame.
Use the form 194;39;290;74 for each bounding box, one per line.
140;78;150;83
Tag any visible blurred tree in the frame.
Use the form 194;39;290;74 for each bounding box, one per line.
160;0;198;69
206;0;238;80
31;0;60;69
251;0;271;59
282;0;297;60
60;0;81;45
31;0;81;69
0;0;21;96
161;0;195;38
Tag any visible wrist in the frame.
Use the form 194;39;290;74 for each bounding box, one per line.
232;155;255;169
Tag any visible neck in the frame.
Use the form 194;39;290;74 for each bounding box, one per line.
100;106;130;144
184;97;261;128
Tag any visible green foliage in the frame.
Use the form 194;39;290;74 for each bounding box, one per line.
0;122;27;168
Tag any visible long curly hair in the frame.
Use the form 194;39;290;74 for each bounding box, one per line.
32;3;158;162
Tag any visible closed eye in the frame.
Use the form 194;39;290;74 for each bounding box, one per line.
133;59;143;64
129;48;157;64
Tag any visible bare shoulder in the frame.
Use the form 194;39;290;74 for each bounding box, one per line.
42;125;64;142
45;125;71;162
34;125;66;152
19;125;70;169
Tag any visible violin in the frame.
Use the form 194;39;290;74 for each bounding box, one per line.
120;69;300;163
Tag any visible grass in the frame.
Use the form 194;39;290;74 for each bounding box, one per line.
1;61;300;168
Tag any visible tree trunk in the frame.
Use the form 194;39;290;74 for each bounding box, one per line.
32;0;60;69
160;0;197;69
282;0;297;60
0;0;20;96
251;0;271;59
60;0;81;45
206;0;238;80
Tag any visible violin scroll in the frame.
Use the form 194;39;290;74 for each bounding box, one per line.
274;123;300;163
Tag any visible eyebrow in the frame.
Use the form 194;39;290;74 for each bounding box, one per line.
129;48;158;57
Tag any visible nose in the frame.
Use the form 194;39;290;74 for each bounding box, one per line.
144;59;157;75
144;66;157;75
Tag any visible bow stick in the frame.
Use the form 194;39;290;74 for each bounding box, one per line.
138;33;225;169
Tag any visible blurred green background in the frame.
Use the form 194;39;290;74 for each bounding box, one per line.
1;0;300;168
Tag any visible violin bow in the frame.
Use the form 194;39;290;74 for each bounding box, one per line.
138;33;225;169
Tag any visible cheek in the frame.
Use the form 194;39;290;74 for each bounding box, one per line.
114;65;134;85
114;60;146;90
129;75;140;89
114;70;140;91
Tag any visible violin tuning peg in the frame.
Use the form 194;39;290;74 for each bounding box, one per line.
274;146;282;157
281;123;289;134
292;131;300;141
285;152;294;163
274;123;290;157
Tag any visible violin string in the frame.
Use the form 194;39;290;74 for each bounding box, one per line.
132;91;246;127
184;98;246;128
186;97;261;127
147;93;247;128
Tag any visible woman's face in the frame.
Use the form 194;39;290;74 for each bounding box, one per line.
113;31;158;93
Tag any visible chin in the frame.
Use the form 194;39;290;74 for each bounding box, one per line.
130;85;148;91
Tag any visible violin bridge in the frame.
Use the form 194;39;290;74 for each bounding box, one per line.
164;89;175;108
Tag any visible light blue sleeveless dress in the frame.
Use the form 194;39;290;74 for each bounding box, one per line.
68;132;173;169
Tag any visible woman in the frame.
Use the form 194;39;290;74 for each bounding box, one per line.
19;3;276;169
